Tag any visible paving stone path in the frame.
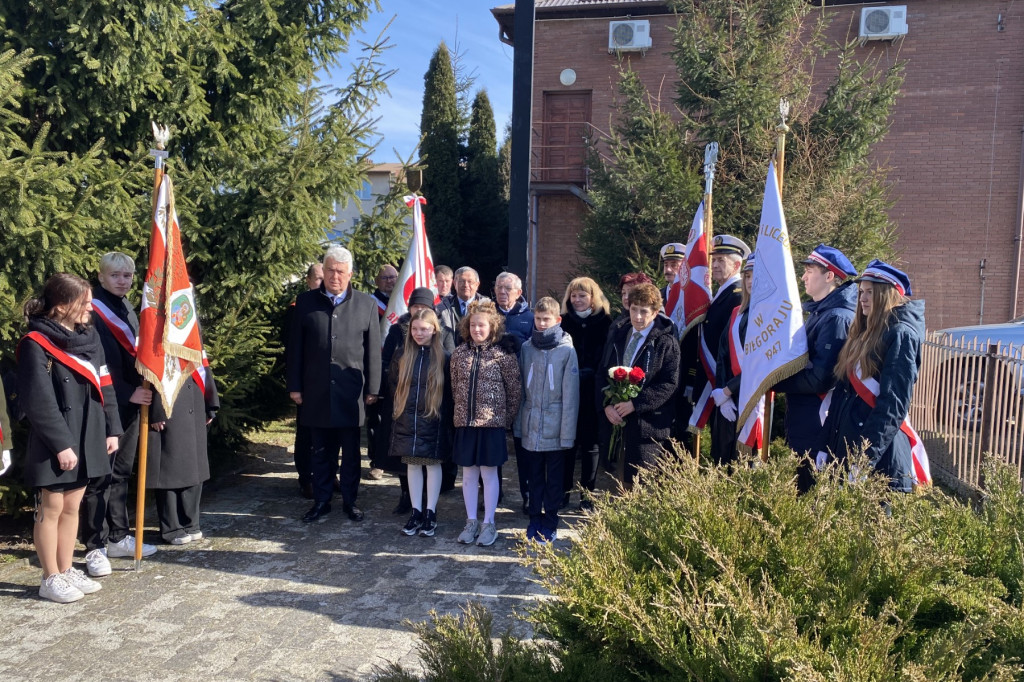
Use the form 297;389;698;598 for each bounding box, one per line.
0;437;589;680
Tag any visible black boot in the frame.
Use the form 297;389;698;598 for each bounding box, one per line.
393;475;412;515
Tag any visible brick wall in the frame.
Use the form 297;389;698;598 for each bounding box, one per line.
525;1;1024;328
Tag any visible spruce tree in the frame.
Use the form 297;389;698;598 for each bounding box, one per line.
0;2;391;452
462;90;508;286
670;0;903;264
578;70;703;300
419;42;463;268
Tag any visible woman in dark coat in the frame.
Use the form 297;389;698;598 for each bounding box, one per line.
559;276;612;509
818;261;929;492
596;283;680;489
18;273;121;603
389;308;452;537
148;357;219;544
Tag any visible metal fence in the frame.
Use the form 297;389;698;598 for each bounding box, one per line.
910;332;1024;494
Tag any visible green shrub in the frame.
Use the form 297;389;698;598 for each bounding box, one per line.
381;449;1024;681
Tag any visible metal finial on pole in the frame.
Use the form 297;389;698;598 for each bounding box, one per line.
775;99;789;190
703;142;719;195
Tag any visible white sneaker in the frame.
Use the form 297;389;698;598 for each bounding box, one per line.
187;530;203;542
170;534;192;545
106;535;157;558
476;522;498;547
457;519;480;544
39;573;84;603
63;567;102;595
84;548;111;577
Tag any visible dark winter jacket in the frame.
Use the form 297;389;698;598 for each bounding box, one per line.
17;318;122;488
818;300;925;493
450;335;522;430
596;313;680;444
287;286;382;428
91;286;143;427
435;293;488;347
561;308;612;441
388;346;452;462
774;281;857;453
498;295;534;350
148;369;219;489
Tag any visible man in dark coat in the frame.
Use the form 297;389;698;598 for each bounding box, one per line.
680;235;748;461
286;262;324;499
148;362;219;544
436;266;488;347
774;244;858;491
288;245;381;523
366;264;398;480
83;252;157;571
493;272;533;349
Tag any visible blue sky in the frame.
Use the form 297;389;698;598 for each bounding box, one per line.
324;0;515;163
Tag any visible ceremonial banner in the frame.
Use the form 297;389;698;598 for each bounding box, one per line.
136;173;203;417
736;161;808;436
381;195;440;340
669;200;712;340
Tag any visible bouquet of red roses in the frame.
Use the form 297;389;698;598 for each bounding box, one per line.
603;365;646;463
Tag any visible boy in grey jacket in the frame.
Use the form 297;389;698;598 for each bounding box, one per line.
514;297;579;543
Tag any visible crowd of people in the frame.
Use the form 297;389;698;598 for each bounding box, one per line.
3;234;926;604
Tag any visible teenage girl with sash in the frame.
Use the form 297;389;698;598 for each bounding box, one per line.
19;273;122;603
817;261;930;492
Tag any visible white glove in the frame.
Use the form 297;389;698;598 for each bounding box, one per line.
848;465;867;484
711;388;730;406
0;450;11;477
683;386;693;401
815;450;828;470
719;399;737;422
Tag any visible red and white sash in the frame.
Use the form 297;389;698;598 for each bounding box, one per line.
92;299;137;357
847;365;931;485
688;327;717;431
728;308;762;451
21;332;112;404
375;296;387;318
820;364;932;486
190;351;212;396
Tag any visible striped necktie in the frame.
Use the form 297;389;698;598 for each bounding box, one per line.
624;331;642;366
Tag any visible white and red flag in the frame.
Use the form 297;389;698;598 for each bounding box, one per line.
381;195;440;340
136;173;204;417
668;200;712;340
736;160;807;443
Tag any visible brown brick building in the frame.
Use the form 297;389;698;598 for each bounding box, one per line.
492;0;1024;329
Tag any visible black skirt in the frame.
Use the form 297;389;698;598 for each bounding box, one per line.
452;427;508;468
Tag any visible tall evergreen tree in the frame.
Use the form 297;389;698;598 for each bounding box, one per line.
0;2;391;452
670;0;903;264
419;42;463;268
462;90;507;286
579;0;904;293
578;70;703;300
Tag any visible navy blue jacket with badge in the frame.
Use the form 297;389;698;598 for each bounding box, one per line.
499;295;534;350
818;300;925;492
774;281;857;453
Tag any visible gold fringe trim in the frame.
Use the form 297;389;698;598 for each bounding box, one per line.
735;352;808;429
135;362;192;420
679;313;706;341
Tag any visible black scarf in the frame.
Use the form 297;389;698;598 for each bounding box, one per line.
530;325;564;350
27;316;105;365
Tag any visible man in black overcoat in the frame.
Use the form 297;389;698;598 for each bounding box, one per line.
288;246;381;523
679;235;749;462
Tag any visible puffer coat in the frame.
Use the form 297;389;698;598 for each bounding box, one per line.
388;345;452;462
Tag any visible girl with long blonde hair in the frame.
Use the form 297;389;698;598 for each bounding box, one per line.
388;308;451;537
818;260;927;492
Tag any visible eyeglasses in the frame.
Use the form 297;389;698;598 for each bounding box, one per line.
379;275;398;281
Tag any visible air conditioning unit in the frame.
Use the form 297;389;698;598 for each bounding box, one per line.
859;5;908;42
608;20;652;53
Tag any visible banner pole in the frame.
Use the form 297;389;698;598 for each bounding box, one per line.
760;100;790;462
135;123;170;570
